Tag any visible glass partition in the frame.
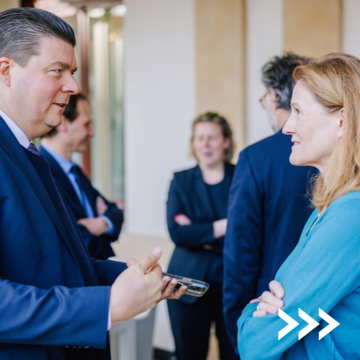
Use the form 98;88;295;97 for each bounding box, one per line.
89;10;125;200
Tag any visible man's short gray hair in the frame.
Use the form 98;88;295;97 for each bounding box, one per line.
0;7;76;67
261;53;311;110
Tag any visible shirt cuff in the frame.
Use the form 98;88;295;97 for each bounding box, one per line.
107;306;112;331
100;215;115;236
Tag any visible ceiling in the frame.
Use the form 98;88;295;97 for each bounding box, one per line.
35;0;123;18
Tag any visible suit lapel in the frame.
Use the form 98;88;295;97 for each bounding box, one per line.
39;145;87;217
217;162;233;219
0;117;75;256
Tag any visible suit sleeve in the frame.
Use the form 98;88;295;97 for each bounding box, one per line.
92;258;128;285
102;200;123;240
237;198;360;359
223;150;263;350
166;176;214;248
81;171;124;241
0;278;110;348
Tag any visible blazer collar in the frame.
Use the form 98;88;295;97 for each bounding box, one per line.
0;117;77;260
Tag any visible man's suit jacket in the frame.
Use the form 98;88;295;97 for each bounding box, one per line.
223;130;317;349
0;116;127;360
167;163;235;305
39;145;124;260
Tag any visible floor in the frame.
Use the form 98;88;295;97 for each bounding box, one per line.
111;231;219;360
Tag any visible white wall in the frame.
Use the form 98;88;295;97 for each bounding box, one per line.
343;0;360;57
124;0;196;238
246;0;283;145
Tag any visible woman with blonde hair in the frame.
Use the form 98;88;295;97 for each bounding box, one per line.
237;53;360;359
166;112;238;360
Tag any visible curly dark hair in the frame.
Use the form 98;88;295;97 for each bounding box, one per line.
191;112;235;162
261;53;311;110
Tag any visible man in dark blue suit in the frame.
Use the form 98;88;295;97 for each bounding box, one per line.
223;54;317;351
0;8;184;360
39;93;123;260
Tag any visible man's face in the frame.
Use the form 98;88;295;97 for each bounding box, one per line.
10;36;79;139
65;99;95;153
260;89;279;132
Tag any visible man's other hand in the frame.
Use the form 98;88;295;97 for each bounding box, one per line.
77;217;107;236
158;275;187;301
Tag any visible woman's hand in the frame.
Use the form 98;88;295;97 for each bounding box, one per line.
252;280;285;317
174;214;192;225
213;218;228;238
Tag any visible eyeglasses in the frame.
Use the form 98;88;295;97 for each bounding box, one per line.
259;90;270;109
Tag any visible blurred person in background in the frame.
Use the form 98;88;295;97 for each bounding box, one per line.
223;53;317;352
238;52;360;360
166;112;238;360
40;93;123;260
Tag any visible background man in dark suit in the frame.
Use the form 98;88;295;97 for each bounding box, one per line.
39;93;123;260
223;54;317;351
0;8;184;360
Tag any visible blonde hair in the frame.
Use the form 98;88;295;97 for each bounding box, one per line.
293;53;360;209
190;112;235;162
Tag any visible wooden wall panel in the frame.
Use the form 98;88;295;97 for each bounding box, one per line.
284;0;342;58
195;0;246;155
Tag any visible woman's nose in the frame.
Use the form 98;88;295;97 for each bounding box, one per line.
283;113;296;135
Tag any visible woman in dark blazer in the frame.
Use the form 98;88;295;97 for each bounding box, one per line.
167;112;238;360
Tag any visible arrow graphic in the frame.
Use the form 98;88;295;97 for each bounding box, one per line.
298;308;319;340
278;309;299;340
319;308;340;340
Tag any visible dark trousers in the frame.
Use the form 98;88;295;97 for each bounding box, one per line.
167;283;239;360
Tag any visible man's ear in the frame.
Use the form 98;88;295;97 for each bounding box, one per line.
269;88;279;111
0;57;12;87
338;108;345;138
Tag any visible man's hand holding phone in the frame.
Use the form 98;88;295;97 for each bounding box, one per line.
110;247;187;325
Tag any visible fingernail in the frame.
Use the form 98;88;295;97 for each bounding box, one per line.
152;247;162;257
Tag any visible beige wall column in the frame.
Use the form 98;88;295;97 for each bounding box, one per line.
284;0;342;58
0;0;20;11
195;0;246;156
0;0;19;11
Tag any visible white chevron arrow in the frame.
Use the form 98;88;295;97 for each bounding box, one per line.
278;309;299;340
298;308;320;340
319;308;340;340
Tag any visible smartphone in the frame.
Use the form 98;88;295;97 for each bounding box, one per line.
162;272;209;297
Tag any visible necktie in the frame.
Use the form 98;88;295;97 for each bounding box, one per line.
70;164;86;209
27;143;41;157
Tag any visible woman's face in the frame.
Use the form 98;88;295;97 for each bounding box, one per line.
192;122;230;168
283;80;344;173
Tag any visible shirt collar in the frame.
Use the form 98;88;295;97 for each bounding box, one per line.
0;109;30;148
40;142;74;175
